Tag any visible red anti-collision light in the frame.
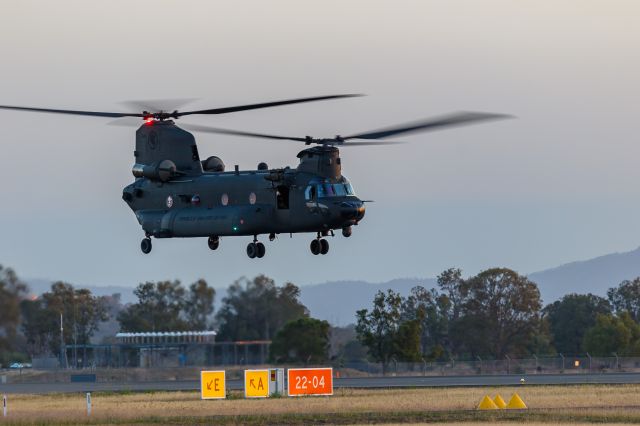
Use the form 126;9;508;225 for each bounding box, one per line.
145;118;154;125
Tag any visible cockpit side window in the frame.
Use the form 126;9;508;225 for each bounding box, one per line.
334;183;347;196
344;183;354;195
305;185;317;200
323;184;336;196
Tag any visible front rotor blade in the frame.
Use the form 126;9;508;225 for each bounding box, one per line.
177;94;362;116
0;105;140;118
181;123;307;142
120;98;198;113
341;141;405;146
343;111;512;140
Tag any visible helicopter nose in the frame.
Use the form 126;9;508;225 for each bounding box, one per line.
340;201;366;221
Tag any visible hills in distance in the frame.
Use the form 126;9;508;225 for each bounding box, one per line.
24;246;640;326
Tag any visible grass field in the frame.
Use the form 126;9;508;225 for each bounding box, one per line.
2;384;640;425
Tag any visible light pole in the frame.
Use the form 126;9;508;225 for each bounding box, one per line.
59;313;65;369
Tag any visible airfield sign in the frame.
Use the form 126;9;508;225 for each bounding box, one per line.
244;369;269;398
200;370;225;399
287;367;333;396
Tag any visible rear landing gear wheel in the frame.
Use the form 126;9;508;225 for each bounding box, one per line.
256;242;266;258
208;236;220;250
320;238;329;255
141;238;152;254
310;239;321;255
246;242;257;259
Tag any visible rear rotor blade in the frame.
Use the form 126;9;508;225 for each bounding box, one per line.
343;112;512;140
177;94;362;116
181;123;307;142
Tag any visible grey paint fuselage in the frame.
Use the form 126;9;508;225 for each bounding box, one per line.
121;122;365;239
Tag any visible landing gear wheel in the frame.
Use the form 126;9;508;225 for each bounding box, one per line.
246;242;257;259
208;236;220;250
310;239;321;255
141;238;152;254
256;242;266;258
320;238;329;255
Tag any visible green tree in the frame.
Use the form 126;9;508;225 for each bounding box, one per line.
355;289;405;371
544;293;611;355
583;312;640;356
608;278;640;322
185;279;216;329
457;268;542;358
393;318;422;362
20;282;108;359
117;280;188;332
527;315;556;356
270;317;330;363
402;285;452;360
215;275;308;341
0;265;28;353
20;298;53;356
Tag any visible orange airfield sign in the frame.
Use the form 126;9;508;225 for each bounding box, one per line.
287;367;333;396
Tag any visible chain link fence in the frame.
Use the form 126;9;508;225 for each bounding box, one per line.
336;355;640;377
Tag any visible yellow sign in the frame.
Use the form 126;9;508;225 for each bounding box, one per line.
201;370;225;399
244;369;269;398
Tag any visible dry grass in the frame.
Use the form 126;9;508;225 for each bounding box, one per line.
1;385;640;424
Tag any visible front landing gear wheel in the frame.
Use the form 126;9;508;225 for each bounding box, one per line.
310;239;321;255
246;242;257;259
256;242;266;258
208;236;220;250
141;238;152;254
320;238;329;255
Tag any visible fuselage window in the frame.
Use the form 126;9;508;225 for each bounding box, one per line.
276;185;290;209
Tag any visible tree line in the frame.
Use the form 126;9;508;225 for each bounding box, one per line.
0;267;328;366
4;262;640;368
353;268;640;370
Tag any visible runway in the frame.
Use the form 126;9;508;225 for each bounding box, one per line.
2;372;640;394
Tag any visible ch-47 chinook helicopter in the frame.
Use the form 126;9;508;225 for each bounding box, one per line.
0;96;509;259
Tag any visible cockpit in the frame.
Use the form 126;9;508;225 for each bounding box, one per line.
305;177;355;200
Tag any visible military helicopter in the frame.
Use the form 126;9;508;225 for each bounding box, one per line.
0;97;509;258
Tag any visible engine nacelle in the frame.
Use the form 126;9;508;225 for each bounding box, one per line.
132;159;177;182
202;156;225;172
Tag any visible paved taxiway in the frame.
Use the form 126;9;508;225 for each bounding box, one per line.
2;373;640;394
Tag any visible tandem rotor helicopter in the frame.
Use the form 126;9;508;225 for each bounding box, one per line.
0;95;509;259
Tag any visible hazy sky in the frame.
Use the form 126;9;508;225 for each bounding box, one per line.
1;1;639;290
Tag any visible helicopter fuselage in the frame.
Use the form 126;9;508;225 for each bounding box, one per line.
118;121;366;257
123;169;365;239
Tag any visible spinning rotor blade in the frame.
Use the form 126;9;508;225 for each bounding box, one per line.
343;112;512;140
339;141;404;146
176;94;362;116
184;123;404;146
0;94;362;120
120;98;199;113
182;111;511;146
180;123;307;142
0;105;139;118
